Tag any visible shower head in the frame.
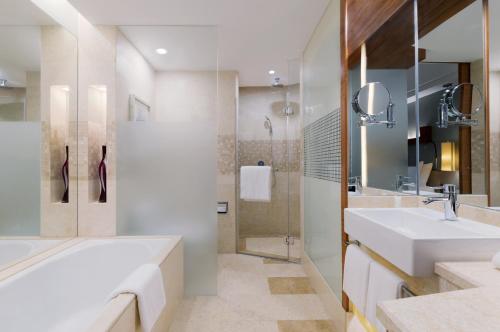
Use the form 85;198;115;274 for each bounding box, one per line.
271;77;284;88
264;116;273;136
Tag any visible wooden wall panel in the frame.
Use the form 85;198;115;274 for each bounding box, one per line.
346;0;408;55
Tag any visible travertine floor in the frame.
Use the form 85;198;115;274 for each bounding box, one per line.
169;254;334;332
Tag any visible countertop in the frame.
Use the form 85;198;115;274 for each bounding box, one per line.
377;261;500;332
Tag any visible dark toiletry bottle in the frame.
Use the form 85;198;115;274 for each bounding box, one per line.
98;145;107;203
62;145;69;203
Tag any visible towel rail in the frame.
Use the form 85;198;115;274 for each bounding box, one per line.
401;285;416;298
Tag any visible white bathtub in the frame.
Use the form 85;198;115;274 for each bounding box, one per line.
0;238;66;270
0;236;183;332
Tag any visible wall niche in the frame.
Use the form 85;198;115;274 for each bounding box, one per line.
87;85;107;203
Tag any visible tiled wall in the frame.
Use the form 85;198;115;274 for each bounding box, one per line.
76;19;117;237
217;72;238;253
490;0;500;206
470;59;486;194
40;26;78;237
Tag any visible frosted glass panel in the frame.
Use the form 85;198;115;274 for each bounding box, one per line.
117;122;217;295
0;123;41;235
303;0;343;298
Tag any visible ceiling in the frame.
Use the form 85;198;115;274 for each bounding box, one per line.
67;0;330;86
119;26;217;72
0;0;56;25
419;1;483;63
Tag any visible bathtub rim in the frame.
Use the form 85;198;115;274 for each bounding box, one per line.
86;235;183;331
0;235;183;331
0;237;77;278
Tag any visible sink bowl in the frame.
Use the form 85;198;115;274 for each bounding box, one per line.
345;208;500;276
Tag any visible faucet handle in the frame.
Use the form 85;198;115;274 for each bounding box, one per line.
442;184;457;195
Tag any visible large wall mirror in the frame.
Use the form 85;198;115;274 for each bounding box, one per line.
0;0;77;270
416;0;488;206
349;1;418;196
348;0;499;212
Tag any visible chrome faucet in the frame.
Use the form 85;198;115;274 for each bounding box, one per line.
348;176;362;194
396;175;415;192
422;184;459;221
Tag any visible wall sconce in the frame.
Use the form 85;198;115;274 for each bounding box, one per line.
440;141;459;171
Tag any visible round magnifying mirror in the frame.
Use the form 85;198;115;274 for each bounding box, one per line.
450;83;483;115
354;82;391;116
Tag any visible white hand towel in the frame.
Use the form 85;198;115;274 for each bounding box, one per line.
240;166;272;202
366;261;405;332
108;264;166;332
343;244;372;315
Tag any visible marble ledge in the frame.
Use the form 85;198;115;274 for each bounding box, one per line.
377;262;500;332
435;261;500;289
377;287;500;332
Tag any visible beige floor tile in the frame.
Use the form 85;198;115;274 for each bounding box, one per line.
170;254;332;332
277;320;336;332
268;277;315;294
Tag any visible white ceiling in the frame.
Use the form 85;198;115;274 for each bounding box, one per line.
67;0;330;86
419;1;483;63
119;26;217;72
0;0;56;25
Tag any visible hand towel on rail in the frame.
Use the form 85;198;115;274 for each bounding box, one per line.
343;244;372;315
108;263;166;332
240;166;272;202
366;261;405;332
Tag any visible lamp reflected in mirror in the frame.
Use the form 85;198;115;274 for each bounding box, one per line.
440;141;459;172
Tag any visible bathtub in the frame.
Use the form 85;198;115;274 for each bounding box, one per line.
0;236;183;332
0;238;67;271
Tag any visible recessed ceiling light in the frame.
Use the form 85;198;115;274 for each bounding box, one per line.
268;70;276;75
156;48;168;55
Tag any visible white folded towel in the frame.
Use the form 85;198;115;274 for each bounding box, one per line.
240;166;272;202
343;244;372;315
366;261;405;332
108;264;166;332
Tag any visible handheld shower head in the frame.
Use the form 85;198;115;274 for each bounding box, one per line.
264;116;273;136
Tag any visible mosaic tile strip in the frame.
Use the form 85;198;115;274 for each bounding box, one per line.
304;109;341;182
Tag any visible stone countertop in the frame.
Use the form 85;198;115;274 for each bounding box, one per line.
435;261;500;289
377;261;500;332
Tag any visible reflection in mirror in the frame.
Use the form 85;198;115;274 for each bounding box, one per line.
351;82;395;128
436;82;482;128
0;1;77;269
349;1;417;196
417;0;487;205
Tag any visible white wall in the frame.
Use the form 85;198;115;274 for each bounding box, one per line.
154;71;217;123
116;31;155;122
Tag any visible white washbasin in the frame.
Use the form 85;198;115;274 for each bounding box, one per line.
345;208;500;276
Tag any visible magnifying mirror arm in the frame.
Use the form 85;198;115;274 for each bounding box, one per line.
437;83;482;128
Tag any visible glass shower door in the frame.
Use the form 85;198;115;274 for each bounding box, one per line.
237;58;300;261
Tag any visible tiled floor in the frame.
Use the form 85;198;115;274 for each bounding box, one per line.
169;254;335;332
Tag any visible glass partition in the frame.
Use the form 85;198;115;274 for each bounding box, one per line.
303;0;343;297
115;26;218;295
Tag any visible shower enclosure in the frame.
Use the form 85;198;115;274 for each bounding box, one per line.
236;59;301;261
